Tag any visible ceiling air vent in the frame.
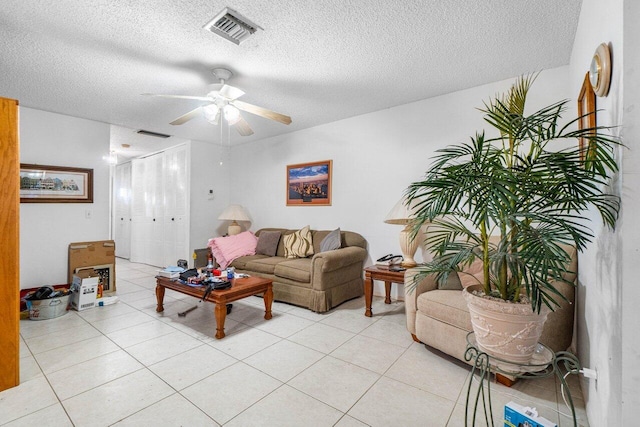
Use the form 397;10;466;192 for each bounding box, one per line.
203;7;263;45
136;129;171;138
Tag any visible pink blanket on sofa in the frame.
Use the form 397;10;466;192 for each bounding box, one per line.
207;231;258;269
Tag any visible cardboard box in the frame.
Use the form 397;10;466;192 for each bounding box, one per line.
504;401;557;427
75;264;115;294
68;240;116;294
70;275;99;311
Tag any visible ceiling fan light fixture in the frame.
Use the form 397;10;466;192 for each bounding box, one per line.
103;151;118;165
223;104;240;124
203;104;220;124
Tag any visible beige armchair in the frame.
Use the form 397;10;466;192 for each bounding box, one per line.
405;245;577;365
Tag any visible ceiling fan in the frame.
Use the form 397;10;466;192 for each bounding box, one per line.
142;68;292;136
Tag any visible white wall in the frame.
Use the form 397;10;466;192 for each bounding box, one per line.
621;0;640;421
230;67;571;299
20;107;111;289
569;0;625;424
188;140;231;250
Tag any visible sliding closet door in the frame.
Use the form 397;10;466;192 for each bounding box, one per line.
113;162;132;259
130;158;147;263
162;144;189;267
130;145;189;267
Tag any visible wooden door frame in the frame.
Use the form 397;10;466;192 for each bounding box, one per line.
0;97;20;391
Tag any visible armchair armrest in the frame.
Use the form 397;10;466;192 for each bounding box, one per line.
405;269;456;336
404;269;439;313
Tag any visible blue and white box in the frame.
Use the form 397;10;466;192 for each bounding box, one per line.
504;401;557;427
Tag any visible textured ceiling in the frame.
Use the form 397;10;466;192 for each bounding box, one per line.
0;0;582;158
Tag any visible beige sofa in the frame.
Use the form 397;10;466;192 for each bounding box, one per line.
229;228;368;313
405;245;577;363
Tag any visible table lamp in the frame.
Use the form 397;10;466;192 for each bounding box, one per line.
384;196;422;267
218;204;251;236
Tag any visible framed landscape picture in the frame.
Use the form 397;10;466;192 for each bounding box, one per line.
20;164;93;203
286;160;332;206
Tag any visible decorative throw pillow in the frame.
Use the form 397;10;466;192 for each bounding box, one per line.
283;225;314;259
438;273;463;290
320;228;341;252
457;258;484;289
208;231;258;269
437;258;482;290
255;230;281;256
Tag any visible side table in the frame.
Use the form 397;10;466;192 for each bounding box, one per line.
363;265;405;317
464;332;580;427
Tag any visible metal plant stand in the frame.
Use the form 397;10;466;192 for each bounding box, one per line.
464;332;581;427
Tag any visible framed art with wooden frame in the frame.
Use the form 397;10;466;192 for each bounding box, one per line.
286;160;332;206
20;164;93;203
577;72;596;164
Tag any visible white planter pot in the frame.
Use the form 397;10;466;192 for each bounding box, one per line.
463;285;550;364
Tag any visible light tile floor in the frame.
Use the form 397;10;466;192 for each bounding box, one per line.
2;259;589;426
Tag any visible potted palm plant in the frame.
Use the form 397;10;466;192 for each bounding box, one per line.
405;74;620;363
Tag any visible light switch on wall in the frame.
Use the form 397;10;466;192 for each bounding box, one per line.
85;209;92;219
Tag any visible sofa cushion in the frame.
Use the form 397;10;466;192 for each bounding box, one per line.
255;230;281;256
245;257;288;275
283;225;314;258
320;228;341;252
230;254;270;270
417;289;472;331
274;258;312;283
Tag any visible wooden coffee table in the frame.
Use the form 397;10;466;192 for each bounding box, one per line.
155;276;273;339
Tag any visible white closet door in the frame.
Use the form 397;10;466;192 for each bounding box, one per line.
162;145;189;267
131;153;164;266
148;153;165;267
113;162;132;259
129;144;190;268
173;145;189;265
130;158;146;263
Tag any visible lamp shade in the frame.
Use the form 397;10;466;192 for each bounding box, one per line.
218;204;251;236
218;204;251;222
384;197;421;225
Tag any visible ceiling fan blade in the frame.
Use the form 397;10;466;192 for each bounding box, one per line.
219;84;245;100
142;93;212;101
233;100;292;125
170;106;203;125
233;115;254;136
